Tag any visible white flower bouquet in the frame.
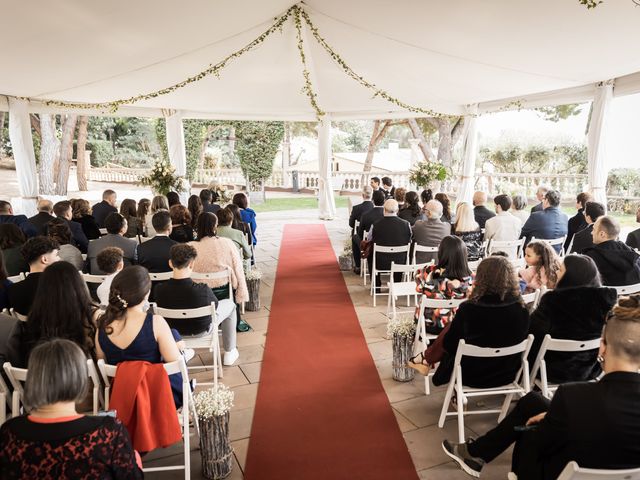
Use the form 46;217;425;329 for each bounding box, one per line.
193;384;235;419
387;313;416;338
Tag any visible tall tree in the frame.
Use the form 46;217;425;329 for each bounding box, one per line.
76;116;89;191
55;114;78;195
361;120;392;184
406;118;436;162
39;114;59;195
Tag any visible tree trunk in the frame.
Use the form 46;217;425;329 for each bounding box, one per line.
437;118;453;168
0;112;5;157
76;116;89;191
39;114;59;195
55;114;78;195
407;118;436;162
360;120;392;186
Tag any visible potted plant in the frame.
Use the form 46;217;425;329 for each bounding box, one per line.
338;236;353;271
245;268;262;311
409;161;448;190
387;314;417;382
194;384;235;479
139;161;186;196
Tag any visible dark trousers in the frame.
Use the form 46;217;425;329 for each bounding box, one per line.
352;234;362;269
468;391;550;473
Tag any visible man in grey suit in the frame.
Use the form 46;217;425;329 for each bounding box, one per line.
88;212;138;274
412;200;451;263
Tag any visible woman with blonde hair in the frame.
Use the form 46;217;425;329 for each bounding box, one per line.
453;202;483;261
145;195;170;237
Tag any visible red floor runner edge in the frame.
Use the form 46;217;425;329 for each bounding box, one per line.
244;224;419;480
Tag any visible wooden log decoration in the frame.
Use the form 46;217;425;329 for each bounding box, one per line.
392;333;415;382
199;411;234;479
246;278;261;311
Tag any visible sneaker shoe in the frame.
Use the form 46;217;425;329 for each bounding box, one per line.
223;348;240;366
442;439;485;478
181;348;195;363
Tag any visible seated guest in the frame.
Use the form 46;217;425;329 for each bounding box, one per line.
412;200;451;264
200;189;220;214
167;191;181;208
0;200;37;238
398;191;422;225
519;240;561;290
216;208;252;263
528;254;616;384
96;247;125;306
472;191;496;229
565;192;592;251
570;200;605;253
145;195;169;238
442;295;640;479
96;266;186;408
584;215;640;286
414;236;473;334
27;199;55;235
7;261;97;368
368;199;412;291
530;184;549;213
420;189;433;217
232;192;257;245
72;198;101;240
47;218;84;270
8;236;59;316
435;192;455;225
91;189;118;228
0;224;28;276
87;213;137;274
453;202;483;261
409;256;529;388
53;200;89;253
120;198;143;239
357;190;385;241
370;176;385;196
520;189;568;253
381;176;395;200
625;205;640;250
0;339;142;478
394;187;407;209
227;203;251;242
510;194;529;225
484;194;522;250
187;195;203;228
136;198;150;236
169;205;195;243
155;244;240;365
349;185;374;274
0;253;11;311
137;211;177;273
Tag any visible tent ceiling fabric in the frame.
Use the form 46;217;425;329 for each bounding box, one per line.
2;0;640;120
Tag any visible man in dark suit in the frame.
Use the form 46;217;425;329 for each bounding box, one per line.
87;212;138;274
53;200;88;253
8;236;60;316
369;176;386;198
570;201;605;254
472;191;496;229
349;186;374;274
584;215;640;286
521;190;568;252
442;301;640;479
200;189;221;214
0;200;37;238
28;199;55;235
381;176;395;200
565;192;591;251
626;206;640;250
530;185;549;213
91;189;118;228
138;210;177;273
368;199;412;291
357;190;385;240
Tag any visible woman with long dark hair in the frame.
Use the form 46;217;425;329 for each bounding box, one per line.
137;198;150;235
398;191;422;225
145;195;169;237
232;192;257;245
0;224;28;275
119;199;143;239
527;254;617;383
7;261;98;368
166;191;181;208
435;192;455;224
187;194;203;228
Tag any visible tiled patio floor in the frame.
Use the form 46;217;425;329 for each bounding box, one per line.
143;207;514;479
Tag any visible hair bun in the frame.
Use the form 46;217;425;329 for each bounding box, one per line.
612;294;640;321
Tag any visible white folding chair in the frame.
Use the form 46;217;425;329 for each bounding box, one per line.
521;290;541;309
557;461;640;480
437;335;534;443
370;243;411;306
8;309;27;322
565;235;575;255
486;238;525;259
192;268;233;301
529;335;601;399
361;226;372;286
531;235;567;256
81;272;108;285
152;301;224;384
386;261;430;319
97;358;195;479
605;283;640;296
412;244;438;265
7;273;25;283
99;228;108;235
0;374;10;424
148;271;173;281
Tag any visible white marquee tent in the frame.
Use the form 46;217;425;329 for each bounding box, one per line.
2;0;640;215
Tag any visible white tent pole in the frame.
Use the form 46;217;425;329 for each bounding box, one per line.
587;80;613;207
457;104;479;206
317;116;336;220
164;109;190;202
7;97;38;215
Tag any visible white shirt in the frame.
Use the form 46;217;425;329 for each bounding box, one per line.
97;272;119;306
484;211;523;258
510;209;530;226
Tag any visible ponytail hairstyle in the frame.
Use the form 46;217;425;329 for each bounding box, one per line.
525;241;561;288
98;266;151;334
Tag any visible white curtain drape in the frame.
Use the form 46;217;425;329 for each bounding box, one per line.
8;97;38;215
457;104;479;206
317;117;336;220
587;80;613;206
164;109;190;203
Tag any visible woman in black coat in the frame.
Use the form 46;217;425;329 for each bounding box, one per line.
528;254;617;383
398;191;423;225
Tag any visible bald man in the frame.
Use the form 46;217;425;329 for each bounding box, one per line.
472;191;496;229
28;199;56;235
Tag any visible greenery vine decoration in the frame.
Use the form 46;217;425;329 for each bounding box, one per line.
292;7;325;120
578;0;602;8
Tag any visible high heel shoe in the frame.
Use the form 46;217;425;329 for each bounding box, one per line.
407;352;431;376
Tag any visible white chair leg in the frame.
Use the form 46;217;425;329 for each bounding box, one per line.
93;386;98;415
456;381;465;443
498;393;514;422
11;392;20;417
438;374;456;428
424;375;431;395
183;387;190;480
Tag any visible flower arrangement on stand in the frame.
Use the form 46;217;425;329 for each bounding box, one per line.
245;268;262;312
338;234;353;271
207;181;233;205
409;161;448;190
194;384;235;479
139;161;185;196
387;314;417;382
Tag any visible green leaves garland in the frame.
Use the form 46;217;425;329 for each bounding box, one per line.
293;6;325;120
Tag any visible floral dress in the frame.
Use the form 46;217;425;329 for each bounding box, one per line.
415;264;474;334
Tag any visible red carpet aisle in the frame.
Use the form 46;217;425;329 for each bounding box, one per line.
244;224;419;480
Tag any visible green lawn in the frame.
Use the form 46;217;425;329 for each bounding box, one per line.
560;207;636;228
252;196;349;213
